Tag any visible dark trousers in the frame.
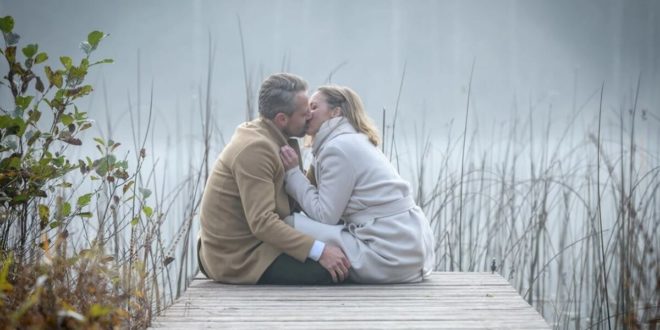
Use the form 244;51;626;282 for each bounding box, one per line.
258;253;334;285
197;237;209;278
198;238;333;284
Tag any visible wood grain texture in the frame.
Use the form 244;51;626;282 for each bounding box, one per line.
149;272;549;329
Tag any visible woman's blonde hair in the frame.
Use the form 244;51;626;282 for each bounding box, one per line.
317;85;381;147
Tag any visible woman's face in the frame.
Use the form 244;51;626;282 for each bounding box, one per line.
306;91;339;136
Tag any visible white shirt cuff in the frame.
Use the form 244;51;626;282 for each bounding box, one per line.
308;240;325;261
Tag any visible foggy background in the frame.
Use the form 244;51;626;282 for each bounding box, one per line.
3;0;658;215
2;0;658;148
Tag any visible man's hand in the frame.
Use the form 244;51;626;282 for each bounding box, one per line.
318;245;351;283
280;145;299;171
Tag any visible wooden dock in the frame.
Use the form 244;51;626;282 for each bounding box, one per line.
150;272;549;329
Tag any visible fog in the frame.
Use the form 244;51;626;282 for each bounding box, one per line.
2;0;658;147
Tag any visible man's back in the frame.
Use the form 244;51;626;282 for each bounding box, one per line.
198;118;315;284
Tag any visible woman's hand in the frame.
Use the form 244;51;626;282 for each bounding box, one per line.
280;145;299;171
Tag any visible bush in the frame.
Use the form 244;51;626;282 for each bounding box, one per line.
0;15;153;329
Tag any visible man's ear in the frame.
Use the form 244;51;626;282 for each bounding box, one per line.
273;112;288;128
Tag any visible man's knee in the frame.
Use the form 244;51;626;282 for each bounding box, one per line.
258;254;333;285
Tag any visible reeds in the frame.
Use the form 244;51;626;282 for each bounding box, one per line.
383;76;659;329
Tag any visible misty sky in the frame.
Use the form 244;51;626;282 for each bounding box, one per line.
1;0;658;157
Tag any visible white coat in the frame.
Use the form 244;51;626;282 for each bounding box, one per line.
285;117;436;283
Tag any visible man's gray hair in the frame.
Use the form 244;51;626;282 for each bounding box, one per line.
258;73;308;119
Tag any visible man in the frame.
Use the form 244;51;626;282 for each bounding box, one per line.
198;73;351;284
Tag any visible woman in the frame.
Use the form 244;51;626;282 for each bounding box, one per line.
280;85;436;283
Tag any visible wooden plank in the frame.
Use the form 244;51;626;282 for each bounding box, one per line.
149;272;549;329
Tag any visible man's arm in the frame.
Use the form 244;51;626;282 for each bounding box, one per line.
233;141;316;262
235;141;351;281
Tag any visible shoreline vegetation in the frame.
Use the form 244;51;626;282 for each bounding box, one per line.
1;15;658;329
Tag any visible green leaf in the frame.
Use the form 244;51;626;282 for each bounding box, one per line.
38;204;49;223
56;181;73;188
0;16;14;33
0;116;26;137
7;155;21;169
35;52;48;64
12;194;29;204
28;109;41;124
93;137;105;146
21;44;38;58
77;193;93;208
44;66;63;88
87;31;105;48
35;77;45;93
116;160;128;169
16;95;33;111
61;114;74;125
65;85;92;99
66;66;87;87
0;115;13;128
0;253;14;292
59;56;72;69
142;206;153;218
92;58;113;65
74;107;87;121
61;202;71;217
92;154;116;176
49;221;60;229
27;130;41;146
77;212;93;218
80;122;92;131
80;58;89;70
4;46;16;64
131;217;139;226
52;155;65;167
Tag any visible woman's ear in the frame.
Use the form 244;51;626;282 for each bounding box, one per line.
332;107;343;117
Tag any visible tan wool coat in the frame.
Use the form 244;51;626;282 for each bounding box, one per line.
198;118;314;284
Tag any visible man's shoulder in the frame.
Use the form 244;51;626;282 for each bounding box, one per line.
224;126;278;164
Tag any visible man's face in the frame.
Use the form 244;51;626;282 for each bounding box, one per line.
281;91;312;138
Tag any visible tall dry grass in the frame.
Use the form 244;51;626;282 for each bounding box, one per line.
387;76;659;329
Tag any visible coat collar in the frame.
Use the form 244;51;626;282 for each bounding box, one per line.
312;117;356;156
256;117;289;147
254;117;302;168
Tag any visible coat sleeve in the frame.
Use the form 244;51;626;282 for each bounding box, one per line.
233;141;315;262
285;144;355;225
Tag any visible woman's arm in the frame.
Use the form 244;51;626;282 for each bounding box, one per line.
281;145;355;225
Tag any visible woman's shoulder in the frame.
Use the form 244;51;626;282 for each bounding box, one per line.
323;132;373;156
